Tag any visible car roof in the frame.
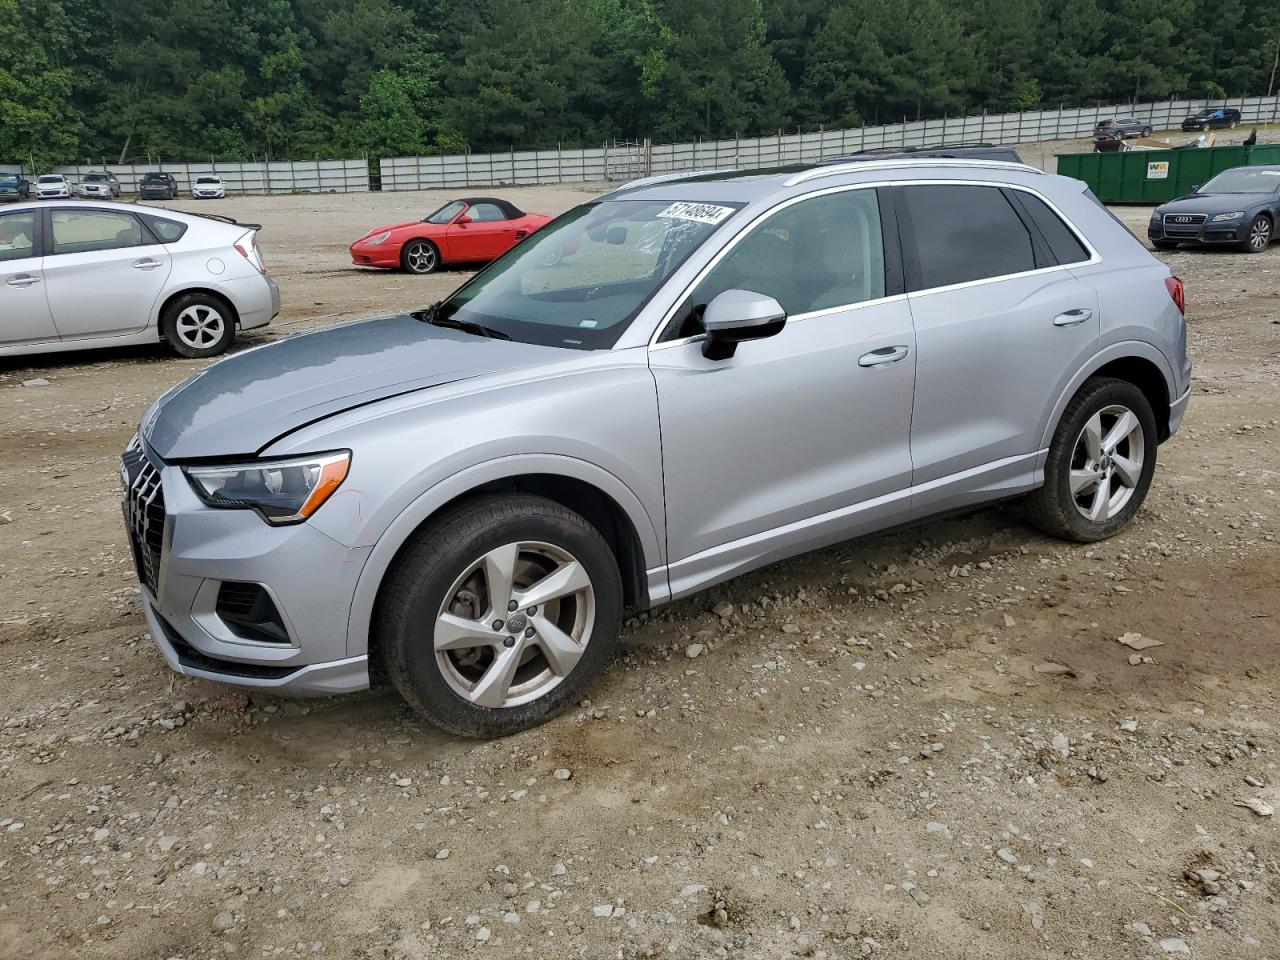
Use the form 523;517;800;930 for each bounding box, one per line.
454;196;525;218
599;157;1048;205
0;199;248;229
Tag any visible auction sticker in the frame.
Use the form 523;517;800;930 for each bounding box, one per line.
1146;161;1170;180
657;202;735;225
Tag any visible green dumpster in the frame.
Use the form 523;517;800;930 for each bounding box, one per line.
1055;144;1280;204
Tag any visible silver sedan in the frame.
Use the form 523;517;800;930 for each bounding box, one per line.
0;200;279;358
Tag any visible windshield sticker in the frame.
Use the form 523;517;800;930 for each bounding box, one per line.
657;202;735;225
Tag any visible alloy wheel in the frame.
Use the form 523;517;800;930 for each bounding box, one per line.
1250;218;1272;252
1069;404;1145;522
405;242;436;273
434;541;595;708
175;304;226;349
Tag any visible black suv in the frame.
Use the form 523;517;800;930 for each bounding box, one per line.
1181;107;1242;131
1094;117;1153;141
820;144;1024;165
138;172;179;200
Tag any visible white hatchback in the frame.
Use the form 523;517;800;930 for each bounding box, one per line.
0;201;279;358
34;175;71;199
192;175;227;199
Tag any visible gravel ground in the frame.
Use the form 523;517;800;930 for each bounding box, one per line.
1;153;1278;960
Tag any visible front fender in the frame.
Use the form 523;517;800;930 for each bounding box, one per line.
342;454;666;659
1036;340;1177;453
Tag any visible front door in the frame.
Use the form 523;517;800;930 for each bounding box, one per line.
447;202;516;261
42;208;173;339
895;183;1100;507
0;209;56;346
650;187;917;597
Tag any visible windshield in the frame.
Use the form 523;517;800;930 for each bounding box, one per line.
1200;168;1280;194
435;198;742;349
84;173;107;181
0;175;17;184
142;173;167;182
196;177;220;183
38;176;62;183
425;200;466;224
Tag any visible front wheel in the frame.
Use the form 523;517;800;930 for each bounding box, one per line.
401;239;439;274
1024;378;1158;542
161;292;235;358
378;494;624;737
1240;214;1272;254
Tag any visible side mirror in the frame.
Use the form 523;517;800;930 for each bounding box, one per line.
701;289;786;360
1190;184;1200;193
456;215;472;225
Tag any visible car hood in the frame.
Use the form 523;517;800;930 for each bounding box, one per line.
141;314;569;460
1158;193;1274;213
359;220;434;240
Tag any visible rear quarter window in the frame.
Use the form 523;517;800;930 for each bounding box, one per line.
1010;191;1091;265
139;214;188;243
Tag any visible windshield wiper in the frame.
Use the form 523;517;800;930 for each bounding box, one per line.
413;303;511;340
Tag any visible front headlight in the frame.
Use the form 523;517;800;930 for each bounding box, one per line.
1211;211;1244;222
184;451;350;525
364;231;392;246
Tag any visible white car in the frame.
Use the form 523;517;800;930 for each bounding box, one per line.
0;201;280;358
192;175;226;199
34;175;71;199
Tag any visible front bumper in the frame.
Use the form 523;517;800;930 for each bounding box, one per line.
36;189;69;198
349;242;400;268
122;440;372;697
193;190;225;198
1148;218;1248;245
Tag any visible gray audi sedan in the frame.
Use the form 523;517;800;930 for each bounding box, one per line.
1148;164;1280;253
124;158;1191;737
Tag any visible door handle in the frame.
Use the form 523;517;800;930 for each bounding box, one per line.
1053;308;1093;326
132;258;163;270
5;274;40;287
858;345;910;367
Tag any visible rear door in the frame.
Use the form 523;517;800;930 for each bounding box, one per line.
895;182;1099;510
0;209;56;346
42;207;173;339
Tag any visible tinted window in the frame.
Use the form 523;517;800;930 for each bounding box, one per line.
140;214;188;242
0;212;37;262
1012;191;1089;265
690;188;886;318
51;210;146;255
468;202;507;222
902;185;1035;289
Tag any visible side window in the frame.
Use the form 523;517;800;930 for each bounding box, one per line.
139;214;188;243
0;211;38;262
1010;192;1090;266
901;185;1035;289
50;210;148;255
468;202;507;222
689;188;886;319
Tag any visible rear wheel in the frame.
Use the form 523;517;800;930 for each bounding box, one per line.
1024;378;1158;542
161;292;235;358
401;239;439;274
378;494;624;737
1240;214;1272;254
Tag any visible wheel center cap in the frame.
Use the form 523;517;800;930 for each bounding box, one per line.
1099;454;1114;471
505;612;529;634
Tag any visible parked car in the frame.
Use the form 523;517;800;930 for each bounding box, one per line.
138;171;179;200
349;197;552;274
1181;107;1241;131
76;171;121;199
1094;117;1152;141
0;173;29;202
1148;164;1280;253
821;144;1024;164
125;157;1190;737
192;175;226;199
0;201;279;359
34;174;71;199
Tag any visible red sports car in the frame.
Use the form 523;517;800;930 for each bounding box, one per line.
349;197;552;274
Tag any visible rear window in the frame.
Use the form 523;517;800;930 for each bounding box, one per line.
901;184;1036;289
139;213;188;242
1010;191;1090;265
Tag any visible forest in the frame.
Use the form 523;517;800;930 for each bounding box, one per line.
2;0;1278;166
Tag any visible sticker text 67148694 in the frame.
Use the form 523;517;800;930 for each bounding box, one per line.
657;202;735;225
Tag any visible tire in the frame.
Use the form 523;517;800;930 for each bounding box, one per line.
1152;239;1179;251
161;292;236;358
1024;377;1158;543
377;494;624;738
1143;127;1152;137
401;239;439;274
1239;214;1272;254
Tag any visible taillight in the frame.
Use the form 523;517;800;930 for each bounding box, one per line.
1164;275;1184;315
234;230;266;274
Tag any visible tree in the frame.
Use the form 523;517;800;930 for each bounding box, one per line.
0;0;84;167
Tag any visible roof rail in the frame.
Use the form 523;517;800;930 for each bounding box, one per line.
783;157;1045;187
597;168;737;199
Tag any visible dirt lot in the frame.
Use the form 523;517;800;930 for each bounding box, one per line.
1;171;1278;960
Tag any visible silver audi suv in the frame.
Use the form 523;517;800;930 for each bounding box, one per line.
123;159;1191;737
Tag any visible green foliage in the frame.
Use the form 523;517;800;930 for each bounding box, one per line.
0;0;1278;164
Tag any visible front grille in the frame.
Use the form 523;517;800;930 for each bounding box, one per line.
121;436;165;594
1162;214;1205;237
215;581;291;644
